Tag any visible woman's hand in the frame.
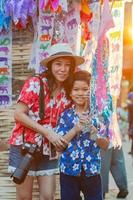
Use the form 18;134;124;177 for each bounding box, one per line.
54;136;68;153
47;131;67;150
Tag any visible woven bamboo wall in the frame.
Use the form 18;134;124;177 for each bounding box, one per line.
0;29;60;200
12;29;35;97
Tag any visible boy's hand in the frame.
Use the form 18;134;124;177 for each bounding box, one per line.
78;113;92;133
74;122;83;134
96;137;110;150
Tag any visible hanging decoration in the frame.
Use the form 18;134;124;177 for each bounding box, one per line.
80;0;93;54
94;0;114;112
3;0;37;30
89;0;115;139
0;22;12;107
38;10;55;73
0;0;11;32
107;0;125;147
65;6;80;54
0;0;125;113
40;0;68;13
40;0;59;12
108;0;125;100
28;0;55;73
81;1;101;72
52;11;67;44
0;0;68;33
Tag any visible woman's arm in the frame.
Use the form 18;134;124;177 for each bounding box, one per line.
14;102;66;148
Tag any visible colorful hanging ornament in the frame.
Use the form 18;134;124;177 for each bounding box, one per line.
90;0;115;141
80;0;92;23
0;0;11;32
82;23;91;41
80;0;93;53
40;0;49;10
4;0;37;30
50;0;59;10
95;0;114;112
40;0;62;13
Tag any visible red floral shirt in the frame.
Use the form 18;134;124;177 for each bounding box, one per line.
9;76;70;155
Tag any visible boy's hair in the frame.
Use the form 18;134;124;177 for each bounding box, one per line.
70;70;91;91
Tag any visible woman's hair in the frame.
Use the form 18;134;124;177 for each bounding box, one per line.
44;57;76;97
70;70;91;92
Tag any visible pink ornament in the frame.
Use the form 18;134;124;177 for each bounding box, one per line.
50;0;59;10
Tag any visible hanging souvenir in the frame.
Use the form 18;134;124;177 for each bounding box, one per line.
29;0;55;73
65;6;80;54
80;0;93;53
108;0;125;98
52;12;66;44
40;0;65;13
5;0;37;30
0;0;11;32
0;22;12;107
95;0;114;112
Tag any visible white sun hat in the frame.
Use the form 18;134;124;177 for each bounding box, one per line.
40;43;85;67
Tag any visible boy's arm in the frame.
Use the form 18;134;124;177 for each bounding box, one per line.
62;122;82;144
56;123;83;152
56;114;83;152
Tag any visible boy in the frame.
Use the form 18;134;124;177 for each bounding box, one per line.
56;70;110;200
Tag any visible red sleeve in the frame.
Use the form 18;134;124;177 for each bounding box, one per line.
17;77;40;109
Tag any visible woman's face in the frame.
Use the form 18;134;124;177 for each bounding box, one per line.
51;57;72;83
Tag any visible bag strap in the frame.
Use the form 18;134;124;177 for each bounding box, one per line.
22;75;45;143
38;75;45;120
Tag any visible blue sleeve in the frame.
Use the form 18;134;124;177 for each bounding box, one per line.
56;110;72;136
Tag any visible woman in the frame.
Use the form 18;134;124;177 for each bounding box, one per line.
8;43;85;200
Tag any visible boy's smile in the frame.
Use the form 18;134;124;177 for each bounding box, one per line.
70;80;90;110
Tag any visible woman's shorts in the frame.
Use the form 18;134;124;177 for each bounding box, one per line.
8;145;59;176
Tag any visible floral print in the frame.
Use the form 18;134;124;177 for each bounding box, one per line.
9;76;70;155
56;107;108;177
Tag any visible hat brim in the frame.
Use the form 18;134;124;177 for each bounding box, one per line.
40;54;85;67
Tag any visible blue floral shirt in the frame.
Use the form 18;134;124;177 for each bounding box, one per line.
56;107;109;177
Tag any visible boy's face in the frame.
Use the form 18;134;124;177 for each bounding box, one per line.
70;80;90;107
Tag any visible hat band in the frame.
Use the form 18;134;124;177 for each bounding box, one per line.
51;52;73;56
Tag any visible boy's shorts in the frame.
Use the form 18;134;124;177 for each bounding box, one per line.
8;145;59;176
60;173;102;200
